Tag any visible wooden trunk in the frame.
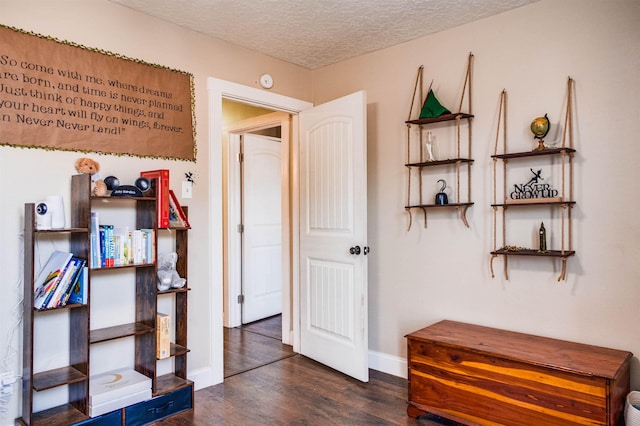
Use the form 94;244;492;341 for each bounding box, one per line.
406;320;632;425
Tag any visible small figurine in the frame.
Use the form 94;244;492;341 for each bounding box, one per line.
74;157;107;196
425;131;436;162
538;222;548;252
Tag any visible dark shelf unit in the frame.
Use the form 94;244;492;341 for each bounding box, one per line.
156;206;191;395
19;173;192;426
491;147;576;160
404;54;474;230
490;249;576;257
20;174;91;426
405;112;474;126
490;78;576;281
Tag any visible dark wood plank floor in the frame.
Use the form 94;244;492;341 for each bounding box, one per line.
153;316;456;425
224;315;295;378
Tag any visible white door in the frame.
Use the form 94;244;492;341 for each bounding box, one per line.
298;91;369;382
242;133;283;323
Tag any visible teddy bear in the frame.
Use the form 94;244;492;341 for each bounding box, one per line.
157;252;186;291
74;157;107;196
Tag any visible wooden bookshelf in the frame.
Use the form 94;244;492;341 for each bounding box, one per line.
19;174;193;425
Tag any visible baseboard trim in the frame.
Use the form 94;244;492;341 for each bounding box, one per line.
189;366;219;391
368;350;407;379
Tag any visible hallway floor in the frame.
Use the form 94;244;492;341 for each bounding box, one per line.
223;315;295;378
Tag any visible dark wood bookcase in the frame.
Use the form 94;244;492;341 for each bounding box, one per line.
18;173;192;426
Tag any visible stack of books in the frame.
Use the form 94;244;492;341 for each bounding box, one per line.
33;251;87;309
90;212;155;268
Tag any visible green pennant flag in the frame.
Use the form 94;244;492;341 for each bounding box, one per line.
419;89;451;118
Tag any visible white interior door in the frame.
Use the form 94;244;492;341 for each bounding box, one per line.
298;90;369;382
242;133;283;323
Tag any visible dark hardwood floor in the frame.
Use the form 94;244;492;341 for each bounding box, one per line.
223;315;295;378
153;316;455;425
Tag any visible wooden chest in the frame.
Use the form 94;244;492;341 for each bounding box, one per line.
406;320;632;425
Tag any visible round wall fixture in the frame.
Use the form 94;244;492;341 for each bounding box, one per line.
259;73;273;89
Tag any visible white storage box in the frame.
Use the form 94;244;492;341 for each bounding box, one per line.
89;368;152;417
89;388;151;418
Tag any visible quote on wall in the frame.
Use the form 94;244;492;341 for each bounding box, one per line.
0;25;196;160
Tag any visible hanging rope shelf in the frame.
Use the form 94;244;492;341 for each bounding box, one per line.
489;77;576;281
404;53;475;230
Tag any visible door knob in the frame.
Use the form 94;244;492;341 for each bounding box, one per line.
349;246;361;255
363;246;370;255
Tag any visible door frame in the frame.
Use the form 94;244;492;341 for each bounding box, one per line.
224;113;289;337
208;77;312;384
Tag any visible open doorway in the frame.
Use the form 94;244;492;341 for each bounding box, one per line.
239;131;283;324
209;78;370;386
222;102;292;376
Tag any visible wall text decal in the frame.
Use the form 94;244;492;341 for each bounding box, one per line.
0;25;196;161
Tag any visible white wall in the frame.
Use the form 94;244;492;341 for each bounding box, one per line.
313;0;640;388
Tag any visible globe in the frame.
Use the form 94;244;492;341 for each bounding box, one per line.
530;114;550;139
530;114;550;151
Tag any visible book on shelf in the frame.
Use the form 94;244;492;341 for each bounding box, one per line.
168;189;190;229
33;251;73;309
140;228;155;264
98;224;114;268
93;224;155;267
90;211;101;268
156;312;170;359
140;169;170;228
46;257;86;309
68;266;88;305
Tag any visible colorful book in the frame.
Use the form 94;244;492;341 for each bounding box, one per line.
140;169;169;228
33;251;73;309
90;211;101;268
48;257;85;308
141;229;155;264
59;260;86;306
68;266;88;305
103;225;113;267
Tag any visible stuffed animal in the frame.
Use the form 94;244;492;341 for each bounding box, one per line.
157;252;186;291
74;157;107;196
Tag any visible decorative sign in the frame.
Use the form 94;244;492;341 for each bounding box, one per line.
509;168;559;201
0;25;196;161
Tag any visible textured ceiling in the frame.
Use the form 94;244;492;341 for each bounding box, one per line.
109;0;538;70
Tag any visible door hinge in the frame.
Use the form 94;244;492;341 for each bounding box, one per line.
237;224;244;233
237;294;244;304
237;152;244;162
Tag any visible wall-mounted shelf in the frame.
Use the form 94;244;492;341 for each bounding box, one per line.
490;78;576;281
404;54;474;230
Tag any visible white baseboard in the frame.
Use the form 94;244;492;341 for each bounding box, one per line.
368;350;407;379
189;366;220;391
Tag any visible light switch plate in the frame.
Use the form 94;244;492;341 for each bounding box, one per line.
182;181;193;198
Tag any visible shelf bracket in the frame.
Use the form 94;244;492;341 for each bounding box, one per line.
504;256;509;280
490;254;497;278
406;209;413;231
421;207;428;228
557;257;568;282
457;204;470;228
